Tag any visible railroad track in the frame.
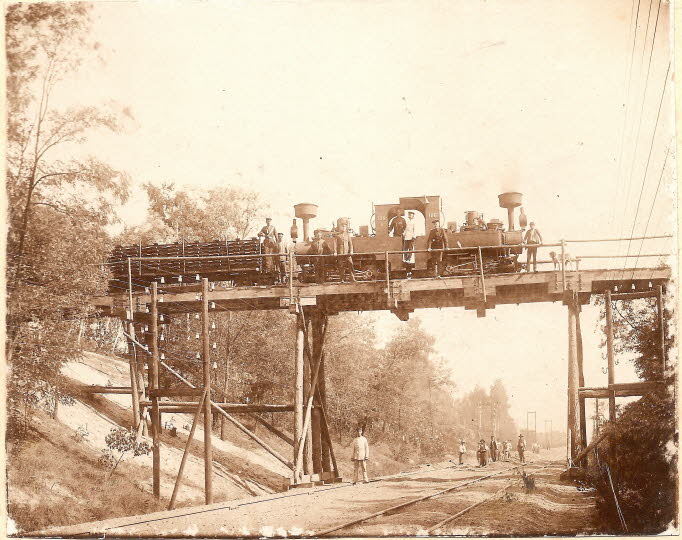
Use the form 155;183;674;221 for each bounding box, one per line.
314;460;553;536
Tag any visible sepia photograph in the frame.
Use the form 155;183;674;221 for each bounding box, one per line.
4;0;678;537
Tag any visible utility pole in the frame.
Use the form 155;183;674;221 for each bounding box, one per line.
527;411;537;446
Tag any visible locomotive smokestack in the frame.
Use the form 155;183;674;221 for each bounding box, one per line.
498;192;523;232
294;203;318;242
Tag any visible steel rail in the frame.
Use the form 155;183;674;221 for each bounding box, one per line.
314;460;537;537
426;463;554;534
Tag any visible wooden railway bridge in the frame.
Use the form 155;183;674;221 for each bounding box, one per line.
89;245;672;506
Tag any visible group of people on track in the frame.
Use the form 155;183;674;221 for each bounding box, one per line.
458;434;531;467
349;427;538;486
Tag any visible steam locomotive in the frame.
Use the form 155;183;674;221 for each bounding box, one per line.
108;192;527;290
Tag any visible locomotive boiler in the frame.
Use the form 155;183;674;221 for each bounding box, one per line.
293;193;524;282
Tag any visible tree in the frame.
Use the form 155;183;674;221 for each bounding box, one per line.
6;3;130;434
591;297;676;533
100;427;151;480
138;182;265;243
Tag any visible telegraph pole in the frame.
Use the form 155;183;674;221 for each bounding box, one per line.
527;411;537;446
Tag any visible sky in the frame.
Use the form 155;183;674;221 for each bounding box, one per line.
46;0;676;435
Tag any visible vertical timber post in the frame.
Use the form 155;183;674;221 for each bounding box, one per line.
657;285;666;374
303;313;313;475
294;308;305;481
150;282;161;498
318;315;332;474
605;289;617;466
576;305;587;466
567;294;580;465
311;311;323;475
202;278;213;504
127;322;140;431
605;290;616;423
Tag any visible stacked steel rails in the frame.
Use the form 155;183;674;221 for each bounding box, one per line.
109;238;264;291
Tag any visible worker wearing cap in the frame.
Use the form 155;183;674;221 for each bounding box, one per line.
335;223;356;282
309;230;332;283
427;219;449;277
388;210;406;238
351;426;370;484
517;434;526;464
403;211;417;277
458;440;467;465
523;222;543;272
258;218;278;274
275;232;289;283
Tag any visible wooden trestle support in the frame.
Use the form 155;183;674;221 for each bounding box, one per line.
567;285;667;469
118;280;341;507
96;260;670;492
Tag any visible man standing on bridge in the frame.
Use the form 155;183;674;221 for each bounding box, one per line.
403;211;417;278
275;232;289;283
309;230;331;283
427;219;449;277
388;210;406;237
351;426;370;484
523;221;543;272
258;217;278;274
335;223;356;282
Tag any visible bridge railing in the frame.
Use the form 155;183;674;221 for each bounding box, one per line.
108;233;673;304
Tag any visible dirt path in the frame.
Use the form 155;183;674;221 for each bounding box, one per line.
42;451;600;537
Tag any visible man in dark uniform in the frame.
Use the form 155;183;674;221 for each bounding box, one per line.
309;230;331;283
335;223;356;282
388;211;406;237
258;218;278;274
426;219;449;277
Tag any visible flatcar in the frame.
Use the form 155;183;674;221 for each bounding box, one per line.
108;192;528;290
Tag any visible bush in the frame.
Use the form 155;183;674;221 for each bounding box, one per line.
592;388;677;533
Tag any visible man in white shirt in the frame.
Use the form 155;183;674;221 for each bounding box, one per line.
275;232;289;283
351;426;370;484
402;211;417;277
458;440;467;465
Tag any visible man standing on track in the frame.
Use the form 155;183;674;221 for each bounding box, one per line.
477;439;489;467
517;434;526;464
351;426;370;484
458;440;467;465
490;435;499;462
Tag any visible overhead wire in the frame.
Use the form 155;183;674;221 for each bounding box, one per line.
619;0;662;240
621;60;671;277
608;0;642;232
632;139;672;276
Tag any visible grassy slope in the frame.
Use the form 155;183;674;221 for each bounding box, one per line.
6;410;165;535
